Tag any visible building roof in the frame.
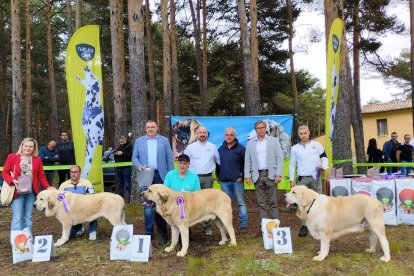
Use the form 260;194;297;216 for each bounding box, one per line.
362;100;412;114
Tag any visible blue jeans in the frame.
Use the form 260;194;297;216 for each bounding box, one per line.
11;193;36;232
117;167;132;197
386;159;398;174
142;171;168;239
400;161;412;176
70;220;98;238
221;181;248;228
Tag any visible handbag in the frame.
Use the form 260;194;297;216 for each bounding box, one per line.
1;167;16;204
1;179;15;205
17;175;33;194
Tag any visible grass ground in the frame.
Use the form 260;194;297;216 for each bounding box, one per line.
1;191;413;275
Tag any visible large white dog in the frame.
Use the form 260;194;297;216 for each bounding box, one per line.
33;189;126;246
143;184;237;257
285;185;390;262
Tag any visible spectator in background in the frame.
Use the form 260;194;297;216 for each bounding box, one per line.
396;134;414;176
57;131;76;185
383;132;400;174
367;138;384;173
39;140;59;186
114;135;133;203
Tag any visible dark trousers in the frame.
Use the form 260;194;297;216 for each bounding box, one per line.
58;169;70;186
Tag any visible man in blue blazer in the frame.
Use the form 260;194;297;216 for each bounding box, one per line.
244;120;284;229
132;120;174;248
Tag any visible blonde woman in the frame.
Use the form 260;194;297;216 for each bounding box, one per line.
2;137;53;234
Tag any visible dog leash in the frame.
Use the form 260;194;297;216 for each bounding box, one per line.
307;199;316;214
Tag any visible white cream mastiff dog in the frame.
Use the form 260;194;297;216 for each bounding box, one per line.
33;189;126;246
285;185;390;262
143;184;237;257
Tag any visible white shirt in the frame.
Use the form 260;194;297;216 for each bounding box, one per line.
184;140;220;174
289;140;328;181
147;135;158;169
256;137;268;170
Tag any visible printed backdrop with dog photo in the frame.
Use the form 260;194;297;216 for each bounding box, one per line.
171;115;293;190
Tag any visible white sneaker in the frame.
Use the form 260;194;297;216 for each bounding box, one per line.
76;225;85;236
89;231;97;240
205;228;212;236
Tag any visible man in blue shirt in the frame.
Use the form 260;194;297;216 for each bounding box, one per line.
217;128;248;233
132;120;174;249
164;154;200;192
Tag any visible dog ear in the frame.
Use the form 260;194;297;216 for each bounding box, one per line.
158;191;169;204
47;196;54;210
301;188;316;207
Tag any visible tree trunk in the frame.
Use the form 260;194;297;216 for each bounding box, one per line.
128;0;147;138
351;2;366;173
171;0;180;115
25;0;32;137
324;0;353;174
161;0;171;136
117;0;127;132
0;37;9;162
76;0;82;30
201;0;208;114
110;0;128;140
66;0;73;38
11;0;23;151
237;0;260;115
188;0;206;115
250;0;260;108
286;0;299;142
410;0;414;133
46;0;59;140
145;0;157;120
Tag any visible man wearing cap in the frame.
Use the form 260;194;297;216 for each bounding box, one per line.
132;120;174;248
184;126;220;235
164;154;200;192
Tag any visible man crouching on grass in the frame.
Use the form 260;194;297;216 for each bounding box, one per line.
59;165;97;240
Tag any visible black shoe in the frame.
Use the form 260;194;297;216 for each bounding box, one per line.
154;237;168;249
298;225;307;237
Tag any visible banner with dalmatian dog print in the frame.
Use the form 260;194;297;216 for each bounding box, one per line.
66;25;104;192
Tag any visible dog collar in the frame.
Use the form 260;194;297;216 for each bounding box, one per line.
307;199;316;214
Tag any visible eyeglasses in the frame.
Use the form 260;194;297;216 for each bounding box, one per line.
70;171;80;174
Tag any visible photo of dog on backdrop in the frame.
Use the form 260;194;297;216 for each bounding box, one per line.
33;189;126;246
143;184;237;257
172;119;201;158
285;185;390;262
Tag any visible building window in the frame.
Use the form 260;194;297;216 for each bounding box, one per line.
377;119;388;136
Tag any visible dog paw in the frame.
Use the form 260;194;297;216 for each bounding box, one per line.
176;250;187;257
365;248;376;253
312;255;326;261
54;239;66;247
165;246;174;252
219;240;227;246
229;242;237;246
380;256;390;262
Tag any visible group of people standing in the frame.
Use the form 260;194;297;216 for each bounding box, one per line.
367;132;414;175
2;119;329;249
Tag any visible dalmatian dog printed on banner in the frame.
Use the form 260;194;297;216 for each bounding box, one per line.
76;66;104;178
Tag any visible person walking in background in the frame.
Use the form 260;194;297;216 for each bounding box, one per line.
396;134;414;176
57;131;76;185
383;132;400;174
217;128;248;233
184;126;220;236
244;120;284;234
114;135;133;203
39;140;60;186
2;137;53;238
132;120;174;248
289;125;328;237
367;138;384;173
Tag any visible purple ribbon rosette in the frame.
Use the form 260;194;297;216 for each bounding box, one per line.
176;197;185;219
57;193;70;212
